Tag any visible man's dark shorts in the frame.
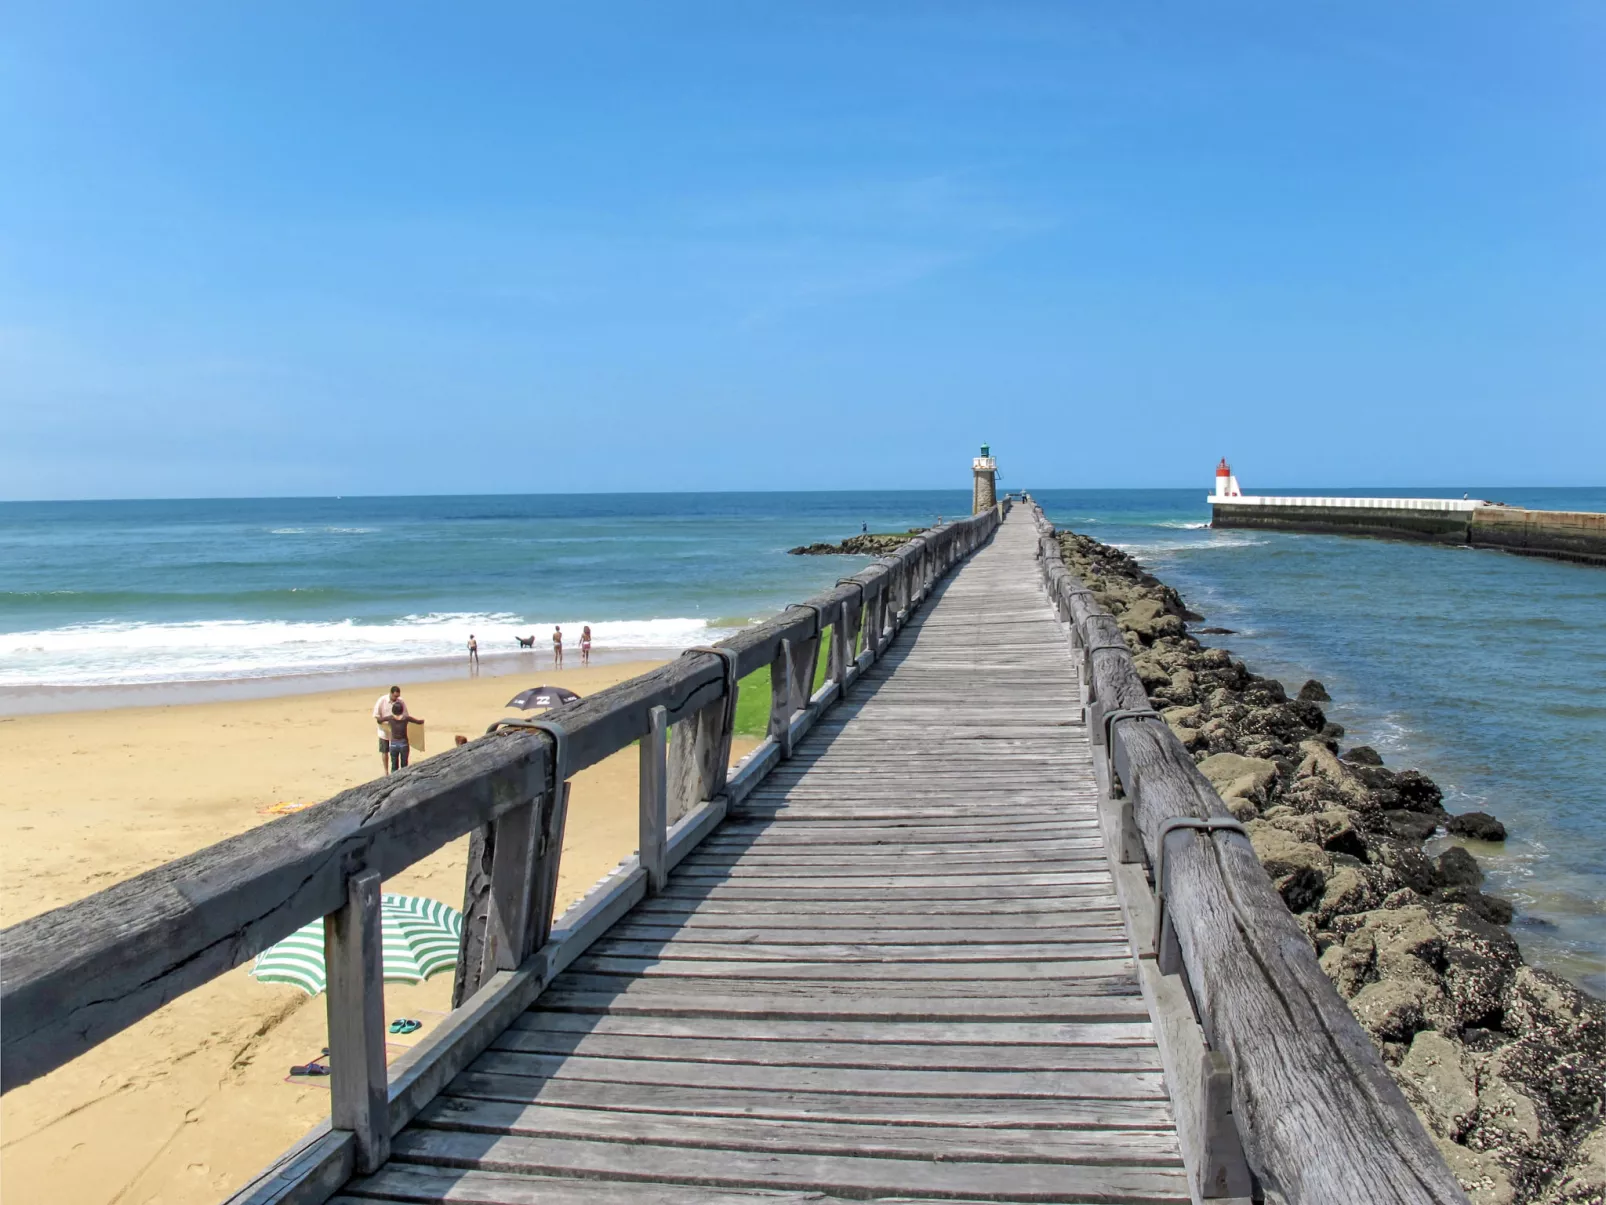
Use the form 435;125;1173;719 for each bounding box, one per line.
379;735;389;754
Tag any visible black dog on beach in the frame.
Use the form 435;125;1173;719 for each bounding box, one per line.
516;635;536;649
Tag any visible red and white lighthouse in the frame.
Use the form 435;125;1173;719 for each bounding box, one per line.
1212;459;1242;499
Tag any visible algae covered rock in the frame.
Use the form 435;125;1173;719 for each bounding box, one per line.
1400;1029;1480;1139
1197;751;1279;808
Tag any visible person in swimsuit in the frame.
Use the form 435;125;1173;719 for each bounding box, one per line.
373;686;408;773
467;634;479;668
552;626;564;668
580;625;592;666
384;701;424;773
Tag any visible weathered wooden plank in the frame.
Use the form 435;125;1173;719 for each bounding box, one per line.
603;919;1130;938
566;955;1136;983
603;923;1129;945
629;895;1121;917
382;1130;1190;1203
663;870;1111;889
507;1010;1157;1047
333;1164;1157;1205
416;1097;1181;1163
653;882;1115;902
534;987;1149;1020
588;939;1132;961
466;1049;1168;1101
445;1070;1174;1128
487;1028;1163;1072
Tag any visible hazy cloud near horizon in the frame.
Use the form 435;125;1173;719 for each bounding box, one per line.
1;2;1602;499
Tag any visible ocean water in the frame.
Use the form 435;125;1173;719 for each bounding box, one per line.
2;486;1602;992
0;492;969;694
1033;486;1606;997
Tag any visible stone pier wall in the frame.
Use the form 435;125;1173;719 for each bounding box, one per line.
1470;507;1606;567
1213;502;1471;542
1213;502;1606;567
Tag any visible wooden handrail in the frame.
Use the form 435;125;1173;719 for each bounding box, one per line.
0;507;1000;1104
1027;504;1468;1205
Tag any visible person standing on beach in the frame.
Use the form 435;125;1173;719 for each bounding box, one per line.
580;625;592;666
552;626;564;668
467;634;479;668
384;701;424;773
373;686;408;773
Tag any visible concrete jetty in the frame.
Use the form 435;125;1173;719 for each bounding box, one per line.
1208;460;1606;566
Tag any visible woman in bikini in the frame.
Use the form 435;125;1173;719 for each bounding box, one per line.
580;625;592;666
552;626;564;668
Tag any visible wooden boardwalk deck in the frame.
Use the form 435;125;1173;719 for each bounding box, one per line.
333;516;1188;1204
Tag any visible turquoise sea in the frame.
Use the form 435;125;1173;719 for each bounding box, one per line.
2;487;1602;992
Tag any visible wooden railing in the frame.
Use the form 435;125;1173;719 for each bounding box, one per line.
0;505;1002;1201
1026;499;1468;1205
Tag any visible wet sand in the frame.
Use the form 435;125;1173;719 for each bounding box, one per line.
0;661;756;1205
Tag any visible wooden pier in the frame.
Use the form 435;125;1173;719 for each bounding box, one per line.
340;510;1187;1204
2;502;1470;1205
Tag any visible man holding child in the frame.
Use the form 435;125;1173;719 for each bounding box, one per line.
372;685;424;774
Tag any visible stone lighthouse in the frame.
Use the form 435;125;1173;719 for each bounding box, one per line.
972;444;997;514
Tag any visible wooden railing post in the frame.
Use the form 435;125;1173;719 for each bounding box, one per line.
828;601;849;686
325;869;389;1174
668;649;737;821
769;638;794;758
638;705;668;893
481;795;541;976
788;624;820;715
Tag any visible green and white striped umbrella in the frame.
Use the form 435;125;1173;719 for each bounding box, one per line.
251;894;464;996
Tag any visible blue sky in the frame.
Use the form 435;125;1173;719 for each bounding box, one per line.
2;3;1602;499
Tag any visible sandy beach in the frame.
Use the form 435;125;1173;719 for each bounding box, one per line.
0;660;754;1205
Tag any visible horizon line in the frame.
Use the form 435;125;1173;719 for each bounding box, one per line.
3;483;1603;506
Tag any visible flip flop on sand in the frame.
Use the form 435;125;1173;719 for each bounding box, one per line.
388;1018;422;1035
289;1061;329;1077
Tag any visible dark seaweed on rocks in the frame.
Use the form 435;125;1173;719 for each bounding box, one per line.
788;529;927;556
1058;529;1606;1205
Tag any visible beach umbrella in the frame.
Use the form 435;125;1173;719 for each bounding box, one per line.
506;685;581;709
251;894;463;996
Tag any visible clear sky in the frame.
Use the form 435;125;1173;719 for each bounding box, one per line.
2;3;1602;500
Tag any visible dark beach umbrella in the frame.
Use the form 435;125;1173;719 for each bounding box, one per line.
506;685;581;710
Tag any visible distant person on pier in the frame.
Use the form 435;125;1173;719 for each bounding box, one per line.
383;701;424;773
372;686;409;773
553;626;564;668
862;522;867;534
467;634;479;668
580;625;592;666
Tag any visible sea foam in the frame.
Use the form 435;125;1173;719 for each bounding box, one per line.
0;614;734;686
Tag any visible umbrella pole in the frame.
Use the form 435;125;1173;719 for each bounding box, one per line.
325;869;390;1173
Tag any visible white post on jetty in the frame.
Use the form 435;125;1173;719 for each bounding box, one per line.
972;443;997;514
1212;457;1242;499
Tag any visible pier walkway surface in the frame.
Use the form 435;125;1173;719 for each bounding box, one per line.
333;514;1189;1203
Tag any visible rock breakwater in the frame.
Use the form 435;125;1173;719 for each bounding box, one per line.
1059;529;1606;1205
789;529;927;556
